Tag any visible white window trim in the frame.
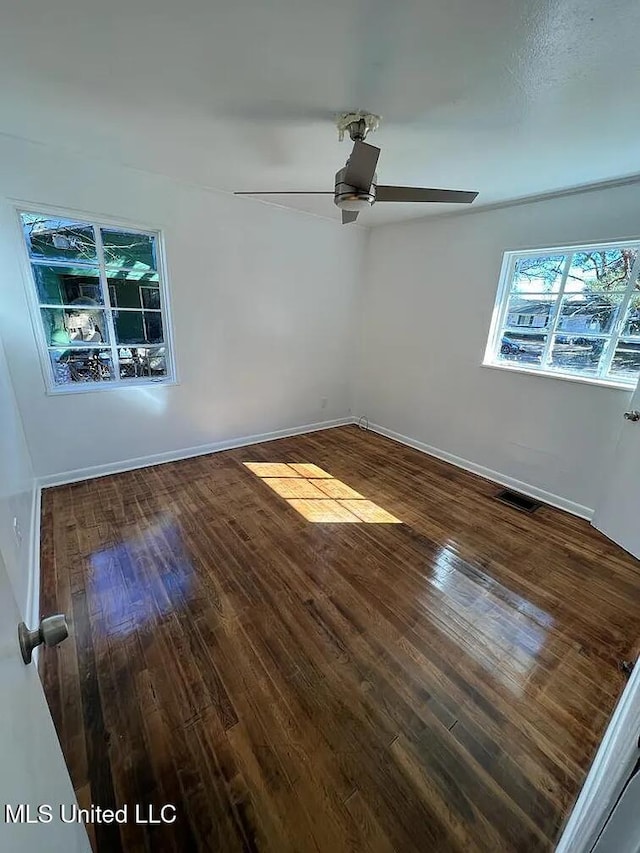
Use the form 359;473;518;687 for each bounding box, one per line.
483;238;640;390
14;203;178;395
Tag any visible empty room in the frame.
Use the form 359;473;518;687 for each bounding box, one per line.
2;1;640;851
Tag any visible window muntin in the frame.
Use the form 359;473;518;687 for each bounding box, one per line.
485;243;640;386
20;211;173;391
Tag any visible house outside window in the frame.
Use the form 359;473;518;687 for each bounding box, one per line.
19;209;175;393
514;314;538;327
484;242;640;387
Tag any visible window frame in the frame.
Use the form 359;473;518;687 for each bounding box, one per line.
483;239;640;390
15;203;178;395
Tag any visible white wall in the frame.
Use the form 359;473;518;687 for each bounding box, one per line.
356;183;640;515
0;330;35;618
4;131;639;517
0;135;365;480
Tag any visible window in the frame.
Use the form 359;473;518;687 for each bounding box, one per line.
19;210;174;392
484;242;640;387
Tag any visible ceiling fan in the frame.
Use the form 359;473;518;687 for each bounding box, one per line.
235;111;478;224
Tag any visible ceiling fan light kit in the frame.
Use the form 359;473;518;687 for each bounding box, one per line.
235;111;478;224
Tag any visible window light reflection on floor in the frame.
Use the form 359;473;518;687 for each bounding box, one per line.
243;462;402;523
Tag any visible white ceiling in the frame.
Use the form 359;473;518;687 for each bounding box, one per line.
1;0;640;226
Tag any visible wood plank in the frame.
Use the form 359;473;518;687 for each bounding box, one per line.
39;425;640;851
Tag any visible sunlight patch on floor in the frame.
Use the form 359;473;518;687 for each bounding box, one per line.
243;462;402;524
288;498;361;523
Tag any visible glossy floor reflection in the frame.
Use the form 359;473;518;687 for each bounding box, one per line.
428;543;553;694
87;517;195;635
39;426;640;852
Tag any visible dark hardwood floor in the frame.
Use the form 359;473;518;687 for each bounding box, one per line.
40;425;640;852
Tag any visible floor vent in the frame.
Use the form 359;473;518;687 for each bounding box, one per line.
494;489;542;514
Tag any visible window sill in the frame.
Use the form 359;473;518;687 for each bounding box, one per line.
480;361;635;391
45;377;179;396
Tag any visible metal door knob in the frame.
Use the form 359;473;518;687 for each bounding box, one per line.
18;614;68;664
624;410;640;422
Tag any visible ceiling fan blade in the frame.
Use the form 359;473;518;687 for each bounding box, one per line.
342;210;359;225
234;191;333;195
376;186;478;204
343;141;380;190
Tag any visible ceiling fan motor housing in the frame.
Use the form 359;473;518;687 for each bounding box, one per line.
334;166;376;211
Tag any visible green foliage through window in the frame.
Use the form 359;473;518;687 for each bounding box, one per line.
20;211;172;390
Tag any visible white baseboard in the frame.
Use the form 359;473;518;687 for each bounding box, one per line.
31;414;591;645
38;416;354;489
30;416;353;633
31;412;611;848
366;422;594;520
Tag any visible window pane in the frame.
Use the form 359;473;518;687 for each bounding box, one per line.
511;255;566;293
621;295;640;337
101;229;156;269
497;332;547;366
609;341;640;380
556;293;624;335
32;264;102;306
49;348;114;385
114;311;163;344
107;270;160;309
504;294;554;331
40;307;108;346
22;211;171;391
21;213;96;263
118;346;167;379
490;245;640;385
140;285;161;309
548;335;606;376
564;249;637;295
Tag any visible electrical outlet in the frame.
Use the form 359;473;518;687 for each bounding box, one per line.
320;397;328;409
12;517;22;548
